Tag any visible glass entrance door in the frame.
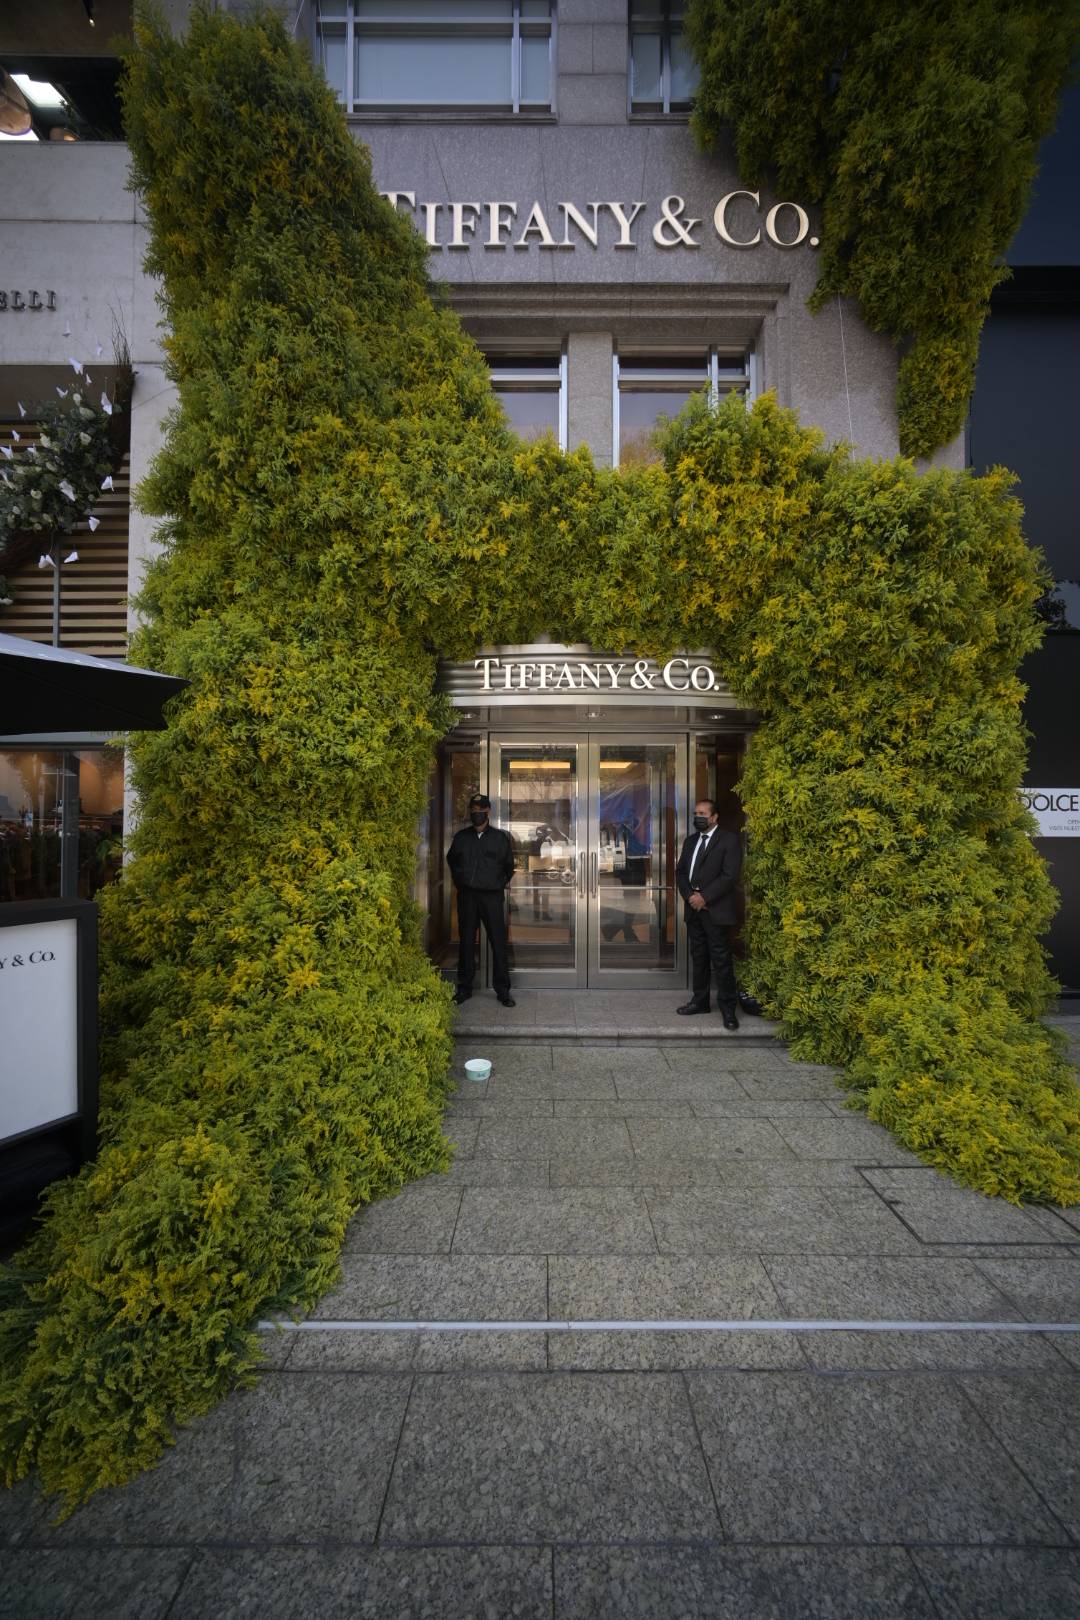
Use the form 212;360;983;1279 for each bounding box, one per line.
495;738;584;988
589;738;681;988
491;733;685;989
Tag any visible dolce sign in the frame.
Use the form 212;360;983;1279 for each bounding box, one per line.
380;191;818;253
1019;787;1080;838
476;655;720;693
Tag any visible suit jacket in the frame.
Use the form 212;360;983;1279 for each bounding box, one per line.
676;827;742;926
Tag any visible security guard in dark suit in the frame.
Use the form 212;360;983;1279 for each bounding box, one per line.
675;797;742;1029
447;793;516;1007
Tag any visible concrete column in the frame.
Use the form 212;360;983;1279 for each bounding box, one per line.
566;332;614;466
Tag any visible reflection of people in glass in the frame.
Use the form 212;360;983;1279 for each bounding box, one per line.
600;818;637;942
527;823;558;921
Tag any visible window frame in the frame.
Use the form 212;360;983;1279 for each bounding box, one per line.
486;345;568;451
628;0;696;117
316;0;557;117
612;345;755;468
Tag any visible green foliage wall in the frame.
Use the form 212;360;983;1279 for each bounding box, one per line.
685;0;1080;457
2;5;1077;1514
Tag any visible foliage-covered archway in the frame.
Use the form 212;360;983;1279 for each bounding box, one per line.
3;6;1078;1511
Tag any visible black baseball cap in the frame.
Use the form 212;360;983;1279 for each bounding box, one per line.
469;793;491;808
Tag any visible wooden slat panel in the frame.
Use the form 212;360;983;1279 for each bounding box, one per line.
0;421;129;657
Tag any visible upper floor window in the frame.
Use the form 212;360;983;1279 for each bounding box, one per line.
317;1;554;115
629;1;698;115
614;348;752;466
486;349;567;448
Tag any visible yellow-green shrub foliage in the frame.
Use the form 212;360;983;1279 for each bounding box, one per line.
2;3;1077;1516
685;0;1080;457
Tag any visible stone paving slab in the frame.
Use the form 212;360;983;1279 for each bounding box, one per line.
168;1545;554;1620
958;1373;1080;1539
553;1545;939;1620
488;1070;620;1100
344;1184;463;1255
795;1329;1070;1371
773;1118;924;1163
763;1255;1027;1322
282;1329;549;1373
553;1098;696;1117
911;1547;1080;1620
612;1072;753;1102
453;1188;658;1254
449;1096;557;1117
970;1255;1080;1320
625;1116;795;1161
379;1372;720;1545
315;1255;548;1321
645;1186;920;1255
0;1547;191;1620
687;1371;1066;1546
863;1169;1080;1246
439;1155;551;1187
687;1097;838;1118
546;1256;804;1370
474;1119;634;1159
547;1156;869;1189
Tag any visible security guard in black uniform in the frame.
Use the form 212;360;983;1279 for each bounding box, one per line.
447;793;516;1006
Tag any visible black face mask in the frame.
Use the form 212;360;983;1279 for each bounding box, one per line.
470;811;488;827
693;815;712;832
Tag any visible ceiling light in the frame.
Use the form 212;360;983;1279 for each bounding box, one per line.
507;760;572;771
12;74;67;109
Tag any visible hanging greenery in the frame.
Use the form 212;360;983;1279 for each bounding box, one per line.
685;0;1080;457
1;4;1076;1516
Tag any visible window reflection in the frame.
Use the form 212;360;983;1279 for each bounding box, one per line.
630;0;699;114
487;352;564;447
317;0;553;112
616;349;750;467
0;746;124;903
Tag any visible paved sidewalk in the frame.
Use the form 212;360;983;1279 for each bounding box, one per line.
3;1021;1080;1618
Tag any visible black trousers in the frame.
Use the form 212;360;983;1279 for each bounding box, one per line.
686;908;737;1009
457;887;511;994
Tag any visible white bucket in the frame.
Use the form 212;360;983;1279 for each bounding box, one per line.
464;1057;492;1082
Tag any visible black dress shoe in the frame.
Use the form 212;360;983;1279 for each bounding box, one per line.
721;1008;740;1030
497;993;516;1007
676;1001;710;1016
453;987;472;1005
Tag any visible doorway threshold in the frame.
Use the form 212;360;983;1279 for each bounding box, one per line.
453;988;783;1045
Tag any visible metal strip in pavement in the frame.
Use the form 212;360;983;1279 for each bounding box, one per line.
257;1318;1080;1334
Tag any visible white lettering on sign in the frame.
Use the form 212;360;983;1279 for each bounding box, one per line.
475;656;718;693
379;191;818;253
1019;788;1080;838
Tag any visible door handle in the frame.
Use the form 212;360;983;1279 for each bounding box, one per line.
591;850;598;898
578;852;585;898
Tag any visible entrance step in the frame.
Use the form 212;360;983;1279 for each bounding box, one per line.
453;989;784;1046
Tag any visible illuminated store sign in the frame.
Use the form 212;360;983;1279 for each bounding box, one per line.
380;191;818;253
475;655;721;693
